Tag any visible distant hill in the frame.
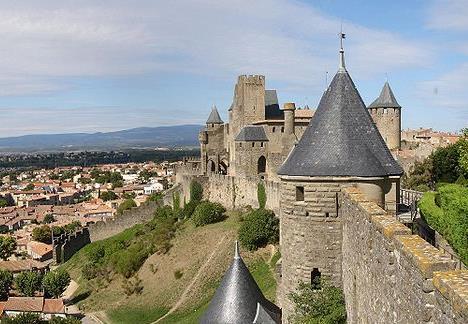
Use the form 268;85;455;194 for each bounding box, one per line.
0;125;202;152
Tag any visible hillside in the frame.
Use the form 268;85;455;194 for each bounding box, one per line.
62;211;278;324
0;125;201;152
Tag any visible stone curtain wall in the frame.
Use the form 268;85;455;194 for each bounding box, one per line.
174;171;280;214
341;187;468;324
53;228;91;263
207;174;280;213
89;201;159;242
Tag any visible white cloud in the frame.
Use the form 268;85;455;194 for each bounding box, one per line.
0;0;430;95
426;0;468;31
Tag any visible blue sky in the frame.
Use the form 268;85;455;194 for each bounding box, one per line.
0;0;466;137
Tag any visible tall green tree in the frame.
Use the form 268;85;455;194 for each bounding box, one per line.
14;271;42;297
0;236;17;260
32;225;51;243
42;269;71;298
0;269;13;300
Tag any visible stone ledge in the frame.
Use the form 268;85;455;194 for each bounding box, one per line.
395;235;457;278
433;270;468;318
371;214;411;239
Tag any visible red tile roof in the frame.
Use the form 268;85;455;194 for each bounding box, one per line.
43;299;64;314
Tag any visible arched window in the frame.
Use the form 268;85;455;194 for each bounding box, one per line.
311;268;321;290
257;156;266;174
208;160;215;173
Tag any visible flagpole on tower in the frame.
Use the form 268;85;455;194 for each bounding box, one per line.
338;26;346;72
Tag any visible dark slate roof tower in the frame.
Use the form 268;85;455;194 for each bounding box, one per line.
200;242;281;324
276;33;403;320
206;105;224;124
368;81;401;108
278;42;403;177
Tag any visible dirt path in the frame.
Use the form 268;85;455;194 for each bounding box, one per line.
150;234;228;323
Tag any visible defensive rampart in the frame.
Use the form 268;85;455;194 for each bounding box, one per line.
53;228;91;263
175;171;280;214
341;187;468;323
88;201;159;242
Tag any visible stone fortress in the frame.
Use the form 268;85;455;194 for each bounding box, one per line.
177;35;468;323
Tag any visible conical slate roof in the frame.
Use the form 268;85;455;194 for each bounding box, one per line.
200;242;281;324
368;82;401;108
206;106;224;124
278;70;403;177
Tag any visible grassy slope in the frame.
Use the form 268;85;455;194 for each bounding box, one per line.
63;211;278;324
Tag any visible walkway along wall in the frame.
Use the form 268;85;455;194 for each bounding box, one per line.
341;187;467;324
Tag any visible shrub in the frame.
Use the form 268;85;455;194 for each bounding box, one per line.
419;184;468;264
174;270;183;280
190;180;203;202
257;182;267;209
192;202;226;227
122;275;143;296
43;214;55;224
172;192;181;213
179;200;199;219
49;317;82;324
238;209;279;251
117;199;137;215
289;279;346;324
111;242;151;278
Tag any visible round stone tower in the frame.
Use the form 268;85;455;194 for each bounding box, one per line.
368;82;402;150
276;35;403;320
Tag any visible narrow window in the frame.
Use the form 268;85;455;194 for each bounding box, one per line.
239;142;242;148
311;268;321;290
272;127;276;133
260;142;264;147
281;127;284;133
296;186;304;201
252;142;255;147
325;212;330;217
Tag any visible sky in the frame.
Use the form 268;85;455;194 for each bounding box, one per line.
0;0;466;137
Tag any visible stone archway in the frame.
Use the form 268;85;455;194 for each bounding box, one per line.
207;160;216;173
257;156;266;174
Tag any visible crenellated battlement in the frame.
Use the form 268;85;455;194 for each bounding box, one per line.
237;74;265;85
342;187;467;323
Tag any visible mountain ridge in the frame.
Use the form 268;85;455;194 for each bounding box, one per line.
0;124;202;152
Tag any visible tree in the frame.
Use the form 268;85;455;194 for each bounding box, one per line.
49;317;81;324
1;312;41;324
0;269;13;300
0;236;17;260
14;271;42;297
63;221;81;233
289;279;346;324
32;225;51;243
238;209;279;250
23;183;35;191
100;190;117;201
0;198;8;208
42;269;71;298
117;199;137;215
43;214;55;224
257;182;267;209
190;180;203;202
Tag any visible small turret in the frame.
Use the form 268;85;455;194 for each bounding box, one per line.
206;105;224;125
368;82;402;150
200;241;281;323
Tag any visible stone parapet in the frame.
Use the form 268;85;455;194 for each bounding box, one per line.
342;187;467;323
